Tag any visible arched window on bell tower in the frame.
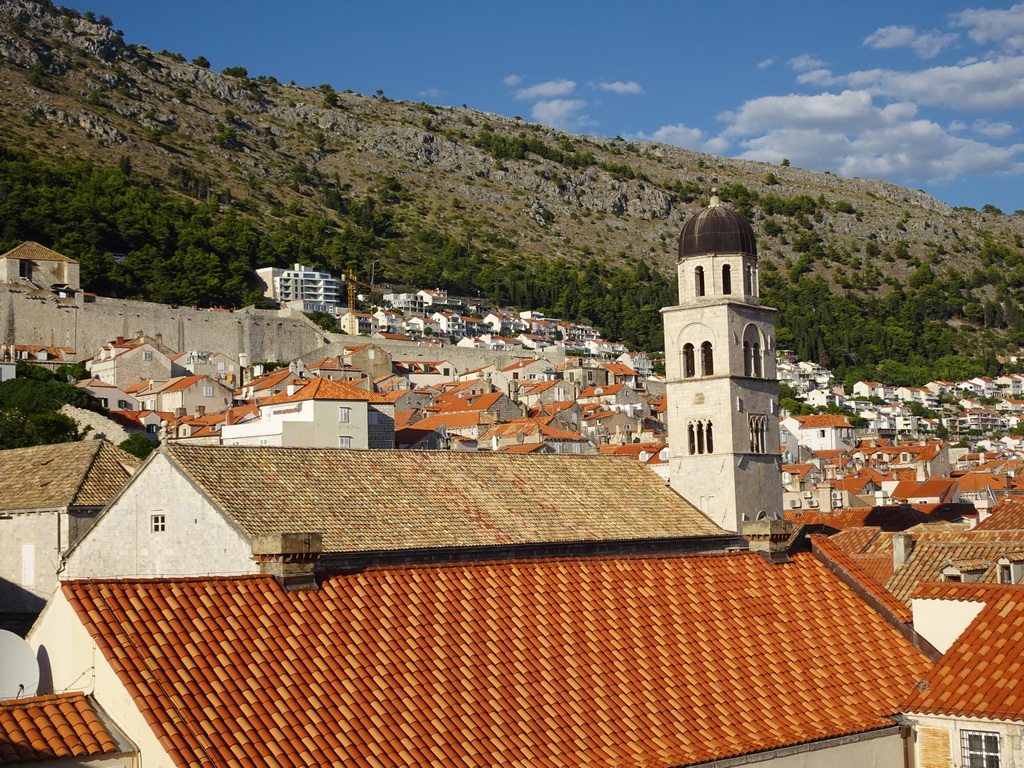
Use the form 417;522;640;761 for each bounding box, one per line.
745;264;756;295
722;264;732;295
743;325;763;378
701;341;714;376
683;343;695;378
694;266;705;297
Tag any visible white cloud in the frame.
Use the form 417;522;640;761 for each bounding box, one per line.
863;25;957;58
841;56;1024;111
629;123;726;154
714;89;1024;184
514;79;576;100
503;74;522;87
531;99;590;130
789;54;826;72
952;3;1024;51
596;80;643;94
419;87;441;99
973;119;1015;139
756;57;776;69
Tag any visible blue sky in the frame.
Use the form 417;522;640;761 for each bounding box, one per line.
79;1;1024;214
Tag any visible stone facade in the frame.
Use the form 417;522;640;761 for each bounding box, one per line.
0;287;332;365
663;197;782;531
63;453;253;580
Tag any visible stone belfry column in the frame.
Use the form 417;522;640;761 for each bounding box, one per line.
661;195;782;531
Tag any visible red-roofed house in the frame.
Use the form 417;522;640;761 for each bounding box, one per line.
781;413;857;456
221;377;395;448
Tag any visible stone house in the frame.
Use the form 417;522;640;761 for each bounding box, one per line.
576;383;649;418
63;444;721;581
87;337;186;388
127;374;233;416
0;441;137;626
0;241;80;292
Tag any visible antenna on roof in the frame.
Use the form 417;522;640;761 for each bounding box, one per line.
0;630;40;700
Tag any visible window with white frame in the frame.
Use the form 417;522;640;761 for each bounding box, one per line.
338;436;352;449
961;730;999;767
203;385;214;397
143;350;153;361
151;514;166;533
339;407;351;423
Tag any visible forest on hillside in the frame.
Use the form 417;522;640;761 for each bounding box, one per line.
0;142;1021;385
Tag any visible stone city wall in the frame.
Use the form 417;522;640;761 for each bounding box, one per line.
0;287;332;362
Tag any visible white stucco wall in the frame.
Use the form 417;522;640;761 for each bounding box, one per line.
63;453;253;580
912;597;987;655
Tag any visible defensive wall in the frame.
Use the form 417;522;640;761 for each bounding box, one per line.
0;286;332;362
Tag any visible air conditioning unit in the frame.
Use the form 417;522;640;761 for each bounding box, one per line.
802;491;814;499
808;500;819;508
789;499;802;509
831;492;844;504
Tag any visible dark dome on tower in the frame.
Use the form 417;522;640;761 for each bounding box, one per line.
678;196;757;260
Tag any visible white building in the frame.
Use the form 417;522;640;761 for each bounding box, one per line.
255;263;343;313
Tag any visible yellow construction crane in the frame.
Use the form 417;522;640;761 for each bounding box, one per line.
344;270;375;312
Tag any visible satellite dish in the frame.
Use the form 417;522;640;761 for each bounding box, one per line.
66;375;74;383
0;630;39;700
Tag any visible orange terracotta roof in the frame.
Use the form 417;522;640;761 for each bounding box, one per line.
0;693;120;765
410;410;496;432
904;583;1024;720
258;377;392;405
810;535;912;622
785;506;937;532
64;552;932;767
829;527;886;555
793;414;854;429
975;498;1024;531
496;443;546;453
578;383;625;398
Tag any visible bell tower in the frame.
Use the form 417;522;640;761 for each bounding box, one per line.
662;195;781;531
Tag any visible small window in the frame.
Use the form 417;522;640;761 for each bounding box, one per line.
1000;565;1013;584
151;514;166;533
339;407;351;423
18;260;32;280
117;399;130;409
145;423;159;433
722;264;732;295
203;386;214;397
694;266;705;297
368;410;378;426
143;350;153;361
98;397;109;408
945;573;962;582
961;730;999;767
338;436;352;449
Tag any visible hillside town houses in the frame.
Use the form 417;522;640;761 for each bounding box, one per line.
11;210;1024;767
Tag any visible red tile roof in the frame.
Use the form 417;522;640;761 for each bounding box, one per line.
975;498;1024;531
258;377;392;404
0;693;119;765
64;552;932;767
904;583;1024;721
793;415;854;429
0;441;138;511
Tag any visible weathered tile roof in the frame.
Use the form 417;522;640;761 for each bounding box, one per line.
975;498;1024;531
65;552;932;767
810;535;911;622
0;241;77;263
0;693;119;765
904;583;1024;721
163;444;721;548
0;442;138;511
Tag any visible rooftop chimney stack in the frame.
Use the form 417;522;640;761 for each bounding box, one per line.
251;532;323;591
742;519;794;564
892;532;914;569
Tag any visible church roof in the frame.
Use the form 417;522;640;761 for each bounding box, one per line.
678;196;757;260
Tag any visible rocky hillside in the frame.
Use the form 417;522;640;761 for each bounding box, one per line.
2;0;1024;374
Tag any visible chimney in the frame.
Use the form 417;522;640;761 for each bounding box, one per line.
916;463;927;482
174;407;186;418
892;532;914;569
742;519;794;564
195;405;206;418
286;383;301;396
251;532;323;591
